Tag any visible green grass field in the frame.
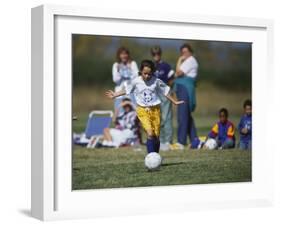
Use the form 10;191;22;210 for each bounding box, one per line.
72;114;252;190
73;147;251;190
72;85;252;190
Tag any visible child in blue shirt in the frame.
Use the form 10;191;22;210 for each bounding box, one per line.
207;108;236;149
151;46;174;151
238;99;252;150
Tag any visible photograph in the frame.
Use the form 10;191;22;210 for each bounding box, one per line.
72;34;252;190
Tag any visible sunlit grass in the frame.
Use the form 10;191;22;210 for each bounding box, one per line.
72;83;251;190
73;147;251;190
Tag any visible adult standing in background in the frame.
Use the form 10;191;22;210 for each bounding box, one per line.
171;43;198;150
151;46;174;151
112;47;138;111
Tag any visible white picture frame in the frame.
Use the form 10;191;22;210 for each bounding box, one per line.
31;4;274;221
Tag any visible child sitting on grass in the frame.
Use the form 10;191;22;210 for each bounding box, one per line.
207;108;236;149
106;59;184;153
238;99;252;150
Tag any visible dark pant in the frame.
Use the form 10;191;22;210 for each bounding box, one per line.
239;140;251;150
176;84;197;145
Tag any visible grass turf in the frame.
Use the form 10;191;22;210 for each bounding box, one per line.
72;146;251;190
72;113;251;190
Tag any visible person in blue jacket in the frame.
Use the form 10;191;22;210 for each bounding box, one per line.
238;99;252;150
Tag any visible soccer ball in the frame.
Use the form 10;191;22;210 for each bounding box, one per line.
145;152;162;170
204;138;217;150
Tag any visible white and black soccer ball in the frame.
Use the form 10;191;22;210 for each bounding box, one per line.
145;152;162;170
204;138;218;150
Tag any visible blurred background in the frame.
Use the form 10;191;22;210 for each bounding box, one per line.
72;34;251;135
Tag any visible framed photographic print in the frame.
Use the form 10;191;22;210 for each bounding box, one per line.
31;4;274;221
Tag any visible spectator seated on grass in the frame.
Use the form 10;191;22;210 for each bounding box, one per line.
206;108;236;149
189;136;206;149
238;99;252;150
102;98;140;148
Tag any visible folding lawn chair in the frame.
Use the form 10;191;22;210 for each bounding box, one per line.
85;110;114;148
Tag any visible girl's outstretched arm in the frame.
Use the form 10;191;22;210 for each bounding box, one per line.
165;93;185;105
105;90;126;99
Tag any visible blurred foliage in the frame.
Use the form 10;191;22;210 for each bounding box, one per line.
72;34;251;91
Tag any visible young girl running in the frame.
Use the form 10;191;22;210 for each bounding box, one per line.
106;59;184;153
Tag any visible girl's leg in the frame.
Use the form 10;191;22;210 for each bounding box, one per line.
103;128;112;141
146;130;159;153
150;107;161;153
154;136;160;153
136;106;158;153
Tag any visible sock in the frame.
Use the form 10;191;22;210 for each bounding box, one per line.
146;138;155;153
154;138;160;153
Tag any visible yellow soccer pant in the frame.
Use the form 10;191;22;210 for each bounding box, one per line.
136;105;161;137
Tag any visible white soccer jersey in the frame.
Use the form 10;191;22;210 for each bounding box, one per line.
125;76;170;107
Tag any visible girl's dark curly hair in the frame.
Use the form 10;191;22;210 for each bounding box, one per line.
139;59;156;75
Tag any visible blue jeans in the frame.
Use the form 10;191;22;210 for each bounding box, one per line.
176;84;197;145
239;140;251;150
159;95;173;144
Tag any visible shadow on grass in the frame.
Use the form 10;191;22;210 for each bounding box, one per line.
161;162;185;167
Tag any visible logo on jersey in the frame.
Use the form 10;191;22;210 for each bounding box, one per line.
155;70;164;77
141;89;155;104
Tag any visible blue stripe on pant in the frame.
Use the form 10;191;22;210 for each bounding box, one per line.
176;84;197;145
